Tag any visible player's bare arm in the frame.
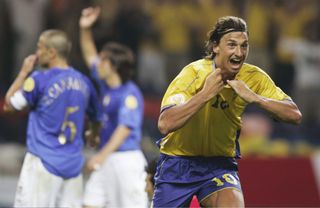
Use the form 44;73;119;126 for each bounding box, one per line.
86;125;131;172
158;69;224;135
79;6;100;67
227;79;302;124
3;54;37;112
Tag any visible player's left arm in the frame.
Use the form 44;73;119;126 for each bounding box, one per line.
3;55;37;112
86;125;131;172
227;80;302;124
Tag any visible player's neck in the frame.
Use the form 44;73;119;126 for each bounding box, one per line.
222;72;236;83
213;59;237;82
106;73;122;88
49;58;69;69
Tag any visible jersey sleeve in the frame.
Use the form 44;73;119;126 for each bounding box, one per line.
118;93;143;129
161;65;199;112
22;71;41;108
255;71;291;100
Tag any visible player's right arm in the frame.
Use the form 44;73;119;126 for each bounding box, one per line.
158;68;224;135
79;7;100;68
3;55;37;112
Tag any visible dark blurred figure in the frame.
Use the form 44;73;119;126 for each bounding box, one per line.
245;0;276;72
0;0;14;91
89;0;118;51
113;0;152;54
137;28;167;97
6;0;49;77
278;16;320;144
113;0;153;81
0;0;26;144
272;0;317;96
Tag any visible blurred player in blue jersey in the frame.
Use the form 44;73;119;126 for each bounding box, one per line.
3;29;101;208
154;16;302;207
79;7;148;208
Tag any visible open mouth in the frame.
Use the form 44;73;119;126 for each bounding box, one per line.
230;58;242;65
229;58;243;70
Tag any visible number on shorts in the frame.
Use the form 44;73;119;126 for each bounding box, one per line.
211;173;238;186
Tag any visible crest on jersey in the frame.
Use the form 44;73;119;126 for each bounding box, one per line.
125;95;138;109
23;77;35;92
169;93;185;105
103;95;111;106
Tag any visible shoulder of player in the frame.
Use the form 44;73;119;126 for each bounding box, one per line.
29;70;42;79
51;67;90;81
38;68;92;88
176;59;211;79
238;63;271;79
185;59;211;72
123;81;143;99
26;70;47;86
123;81;141;91
119;86;143;110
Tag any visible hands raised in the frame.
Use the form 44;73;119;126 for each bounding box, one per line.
79;7;101;29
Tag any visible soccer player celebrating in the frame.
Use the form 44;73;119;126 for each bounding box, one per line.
3;29;101;207
79;7;148;208
154;16;302;207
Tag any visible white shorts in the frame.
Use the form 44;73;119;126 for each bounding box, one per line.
83;150;148;207
14;152;83;208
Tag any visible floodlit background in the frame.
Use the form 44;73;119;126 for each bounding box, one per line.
0;0;320;206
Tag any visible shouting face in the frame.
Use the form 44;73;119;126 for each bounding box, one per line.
213;31;249;80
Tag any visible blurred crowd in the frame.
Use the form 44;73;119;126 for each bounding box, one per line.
0;0;320;156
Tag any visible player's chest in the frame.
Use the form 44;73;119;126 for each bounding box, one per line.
207;87;247;112
100;91;122;114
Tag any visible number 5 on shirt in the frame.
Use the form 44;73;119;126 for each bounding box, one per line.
58;106;79;144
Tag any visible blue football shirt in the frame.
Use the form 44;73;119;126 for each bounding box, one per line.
22;67;101;178
91;66;144;151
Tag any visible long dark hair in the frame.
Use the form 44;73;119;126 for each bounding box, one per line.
101;42;135;83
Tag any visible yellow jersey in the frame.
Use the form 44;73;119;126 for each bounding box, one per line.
159;59;290;157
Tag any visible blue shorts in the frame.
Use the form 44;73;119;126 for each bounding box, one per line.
153;153;242;207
